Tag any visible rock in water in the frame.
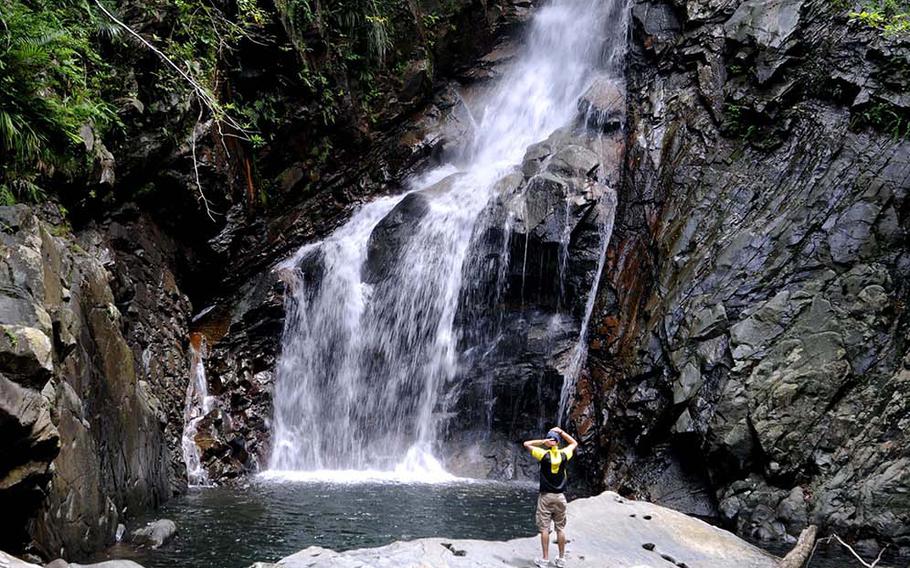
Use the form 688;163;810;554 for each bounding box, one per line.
2;552;146;568
130;519;177;549
47;561;146;568
259;492;778;568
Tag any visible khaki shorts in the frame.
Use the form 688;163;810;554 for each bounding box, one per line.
535;492;567;532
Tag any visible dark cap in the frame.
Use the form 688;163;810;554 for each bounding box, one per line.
546;430;562;443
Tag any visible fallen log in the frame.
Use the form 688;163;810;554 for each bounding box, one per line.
779;525;818;568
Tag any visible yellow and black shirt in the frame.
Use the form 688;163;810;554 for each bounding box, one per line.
530;446;574;493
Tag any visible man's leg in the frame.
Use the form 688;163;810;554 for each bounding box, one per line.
556;529;566;558
553;494;568;561
540;530;550;560
535;494;553;562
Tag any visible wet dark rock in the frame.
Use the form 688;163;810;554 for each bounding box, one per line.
578;76;626;131
400;59;433;104
444;122;622;478
364;191;432;284
190;12;529;484
578;0;910;550
195;270;284;481
1;0;582;561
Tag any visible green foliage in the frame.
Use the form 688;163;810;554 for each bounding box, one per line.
0;0;120;201
3;327;19;348
0;0;469;209
847;0;910;35
141;0;266;91
0;0;273;205
274;0;435;126
851;101;910;139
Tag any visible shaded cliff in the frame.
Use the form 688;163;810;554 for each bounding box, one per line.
0;0;531;560
0;204;191;559
578;0;909;550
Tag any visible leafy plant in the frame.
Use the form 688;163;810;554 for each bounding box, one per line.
851;101;910;139
0;0;120;201
847;0;910;35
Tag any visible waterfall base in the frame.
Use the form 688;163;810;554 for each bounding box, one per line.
261;447;459;484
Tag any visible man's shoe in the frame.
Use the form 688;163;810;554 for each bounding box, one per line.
554;557;567;568
533;559;550;567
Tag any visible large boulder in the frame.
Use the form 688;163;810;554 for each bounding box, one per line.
0;374;60;548
259;492;779;568
46;559;146;568
363;193;431;285
443;119;622;478
0;326;53;388
0;552;146;568
577;76;626;131
363;174;461;285
130;519;177;549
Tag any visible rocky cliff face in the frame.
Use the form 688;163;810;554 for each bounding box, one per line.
1;0;536;558
0;205;192;559
578;0;909;550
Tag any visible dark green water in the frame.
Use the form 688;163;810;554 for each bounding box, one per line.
99;478;539;568
94;479;906;568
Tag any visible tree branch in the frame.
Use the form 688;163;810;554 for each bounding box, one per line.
827;534;888;568
191;105;217;222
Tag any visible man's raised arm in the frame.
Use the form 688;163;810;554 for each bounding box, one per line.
552;427;578;454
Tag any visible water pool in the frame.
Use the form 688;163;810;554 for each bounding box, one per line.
99;478;540;568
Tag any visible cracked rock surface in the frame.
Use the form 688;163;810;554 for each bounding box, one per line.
577;0;910;550
0;205;192;560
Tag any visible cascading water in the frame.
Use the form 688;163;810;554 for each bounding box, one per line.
268;0;626;477
182;334;214;486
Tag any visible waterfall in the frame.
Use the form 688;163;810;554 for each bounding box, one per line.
182;334;213;486
557;196;617;421
556;0;629;422
268;0;626;476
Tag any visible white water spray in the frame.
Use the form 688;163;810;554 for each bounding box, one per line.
182;335;214;486
268;0;625;478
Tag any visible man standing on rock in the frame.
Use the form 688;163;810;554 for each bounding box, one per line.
523;426;578;567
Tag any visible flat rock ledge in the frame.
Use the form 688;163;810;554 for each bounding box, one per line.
251;492;780;568
0;551;144;568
